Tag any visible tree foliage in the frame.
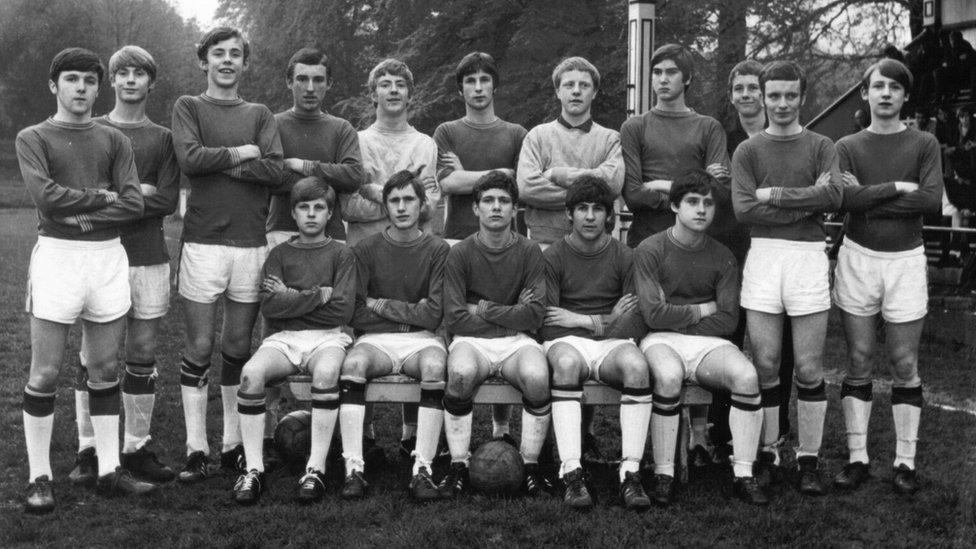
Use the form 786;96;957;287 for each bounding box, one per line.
0;0;200;136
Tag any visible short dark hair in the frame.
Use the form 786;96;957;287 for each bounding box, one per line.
286;47;330;82
382;168;427;205
196;27;249;63
566;175;616;231
551;57;601;90
50;47;105;84
860;58;913;95
455;52;499;91
759;60;806;96
727;59;762;93
670;169;718;208
650;43;694;88
109;45;157;82
473;170;518;203
290;176;336;211
368;58;414;96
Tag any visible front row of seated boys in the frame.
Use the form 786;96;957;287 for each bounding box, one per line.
235;167;768;509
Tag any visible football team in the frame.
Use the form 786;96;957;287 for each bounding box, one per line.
16;26;940;514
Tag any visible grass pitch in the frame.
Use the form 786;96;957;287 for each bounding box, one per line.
0;208;973;547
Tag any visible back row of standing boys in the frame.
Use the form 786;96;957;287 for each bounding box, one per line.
17;26;941;515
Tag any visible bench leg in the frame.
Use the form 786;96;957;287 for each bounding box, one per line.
678;406;689;483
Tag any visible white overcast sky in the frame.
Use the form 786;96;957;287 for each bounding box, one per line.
170;0;219;26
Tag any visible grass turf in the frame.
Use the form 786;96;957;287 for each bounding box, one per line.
0;208;973;547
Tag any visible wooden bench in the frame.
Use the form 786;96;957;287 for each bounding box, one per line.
286;374;712;483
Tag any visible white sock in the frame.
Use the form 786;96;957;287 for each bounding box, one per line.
492;404;512;438
307;407;338;473
619;392;652;481
729;394;762;478
413;406;443;475
181;385;209;455
796;382;827;459
444;411;472;466
520;408;550;465
122;392;155;454
841;382;872;464
88;380;121;477
24;404;54;481
263;385;281;439
239;411;265;473
340;403;365;475
75;389;95;451
220;384;242;453
651;410;679;477
552;397;582;477
892;386;922;470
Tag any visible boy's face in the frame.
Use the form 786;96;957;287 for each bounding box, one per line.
372;72;409;116
289;62;330;114
556;69;596;118
200;36;246;89
460;70;494;111
473;187;515;232
49;70;100;117
291;198;331;237
730;73;761;117
652;59;687;102
385;185;422;231
763;79;804;128
113;65;153;105
671;191;715;233
567;201;608;242
861;69;905;121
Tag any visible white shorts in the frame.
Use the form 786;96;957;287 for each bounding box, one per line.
260;329;352;374
353;331;446;374
178;242;268;304
741;238;831;316
833;239;928;323
640;332;734;383
449;333;542;376
265;230;298;249
543;336;634;383
129;263;171;320
27;236;130;324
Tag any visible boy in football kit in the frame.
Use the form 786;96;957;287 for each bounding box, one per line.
346;58;439;245
68;45;181;485
438;171;552;498
732;61;843;496
171;27;283;482
543;176;652;510
518;56;624;247
635;169;768;507
338;170;451;502
270;47;363;246
620;44;729;248
434;52;527;444
262;47;365;458
832;59;942;495
233;177;355;505
17;47;153;514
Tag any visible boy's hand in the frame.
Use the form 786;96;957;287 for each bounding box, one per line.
544;306;588;328
139;183;157;196
261;275;290;294
611;293;638;319
319;286;333;304
284;158;306;174
236;144;261;161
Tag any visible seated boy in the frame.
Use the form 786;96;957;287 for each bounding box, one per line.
338;169;450;502
233;177;355;505
542;175;652;510
634;169;767;507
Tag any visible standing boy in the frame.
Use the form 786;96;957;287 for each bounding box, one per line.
620;44;728;248
233;177;355;505
833;59;941;495
171;27;283;482
731;61;843;496
518;57;623;247
68;46;181;484
17;47;152;514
